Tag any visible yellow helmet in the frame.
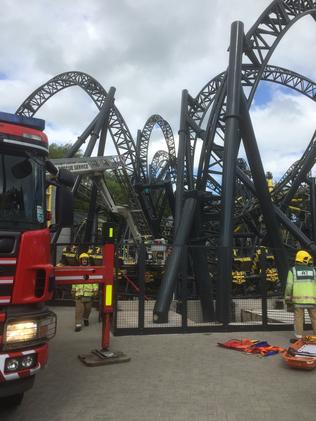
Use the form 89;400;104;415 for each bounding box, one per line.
79;253;89;260
295;250;312;265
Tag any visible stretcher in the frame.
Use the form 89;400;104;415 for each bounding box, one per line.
283;336;316;370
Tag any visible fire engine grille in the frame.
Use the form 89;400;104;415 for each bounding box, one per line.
0;232;20;256
0;284;13;296
0;267;15;277
0;257;16;305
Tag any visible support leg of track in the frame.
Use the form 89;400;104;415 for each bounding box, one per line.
153;196;197;323
217;21;244;324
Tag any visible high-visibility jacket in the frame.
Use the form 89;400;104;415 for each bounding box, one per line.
72;283;99;299
285;265;316;305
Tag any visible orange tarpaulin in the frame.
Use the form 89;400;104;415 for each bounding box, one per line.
218;339;285;356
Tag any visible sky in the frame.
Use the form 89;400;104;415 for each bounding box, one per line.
1;0;316;180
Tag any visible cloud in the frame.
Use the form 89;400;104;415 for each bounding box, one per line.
250;86;316;180
0;0;315;183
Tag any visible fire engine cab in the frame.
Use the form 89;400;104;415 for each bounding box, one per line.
0;111;73;406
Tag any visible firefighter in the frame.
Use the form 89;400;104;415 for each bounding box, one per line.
72;253;99;332
285;250;316;342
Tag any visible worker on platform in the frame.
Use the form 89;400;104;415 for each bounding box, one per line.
72;253;99;332
285;250;316;342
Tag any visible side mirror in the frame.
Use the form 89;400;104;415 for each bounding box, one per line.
11;159;32;179
55;186;74;227
46;160;74;188
45;160;58;176
57;168;74;188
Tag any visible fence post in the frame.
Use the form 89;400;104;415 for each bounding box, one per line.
138;242;146;331
102;242;114;349
181;245;188;330
259;248;268;328
111;249;119;334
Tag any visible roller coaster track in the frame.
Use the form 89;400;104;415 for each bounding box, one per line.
152;0;316;325
191;64;316;193
188;0;316;192
16;72;137;177
15;71;153;236
272;129;316;198
149;150;171;182
138;114;176;182
16;72;180;237
14;1;316;246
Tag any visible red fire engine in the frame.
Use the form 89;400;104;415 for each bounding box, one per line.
0;111;74;406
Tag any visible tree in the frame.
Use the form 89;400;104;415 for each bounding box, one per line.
48;143;82;159
104;174;128;205
48;143;128;216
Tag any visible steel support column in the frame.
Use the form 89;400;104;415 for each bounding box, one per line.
217;21;244;324
310;177;316;242
83;185;98;243
175;90;189;234
71;87;116;195
153;196;197;323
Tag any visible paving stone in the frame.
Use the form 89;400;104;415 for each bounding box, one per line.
0;307;314;421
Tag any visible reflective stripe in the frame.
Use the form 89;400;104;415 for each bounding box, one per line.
0;279;14;284
0;259;16;265
294;267;315;281
296;270;314;277
56;275;103;281
105;285;112;306
57;276;85;281
72;283;99;298
3;138;48;152
29;364;41;376
292;296;316;301
2;372;20;381
21;350;36;356
293;278;316;283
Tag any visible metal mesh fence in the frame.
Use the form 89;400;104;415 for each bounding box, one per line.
112;243;314;335
115;298;140;329
49;242;313;335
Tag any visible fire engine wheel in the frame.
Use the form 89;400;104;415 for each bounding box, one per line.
0;392;24;408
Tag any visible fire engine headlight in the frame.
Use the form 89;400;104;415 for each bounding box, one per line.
21;355;36;368
5;321;38;344
3;312;57;350
4;354;37;372
5;358;20;372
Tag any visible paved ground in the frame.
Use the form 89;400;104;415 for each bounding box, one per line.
1;307;315;421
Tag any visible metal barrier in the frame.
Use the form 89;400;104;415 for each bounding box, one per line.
50;242;313;335
112;244;313;335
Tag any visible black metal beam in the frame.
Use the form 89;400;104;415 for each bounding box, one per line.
175;90;189;234
310;177;316;242
217;21;244;324
153;196;197;323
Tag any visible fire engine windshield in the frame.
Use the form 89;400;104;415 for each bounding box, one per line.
0;152;45;231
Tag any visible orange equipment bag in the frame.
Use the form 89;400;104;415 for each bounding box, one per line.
283;336;316;370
